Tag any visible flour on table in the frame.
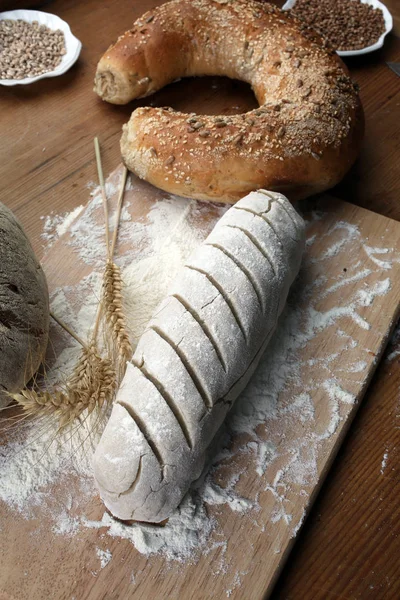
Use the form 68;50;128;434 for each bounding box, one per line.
122;194;210;342
380;450;389;475
363;245;396;270
254;440;278;476
41;205;84;247
0;418;95;513
83;493;215;562
344;360;367;373
1;174;399;596
96;548;112;569
52;512;81;536
225;571;248;598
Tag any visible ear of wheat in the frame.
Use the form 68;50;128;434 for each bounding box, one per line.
67;344;116;413
100;161;132;380
12;344;116;431
102;260;132;375
10;142;131;434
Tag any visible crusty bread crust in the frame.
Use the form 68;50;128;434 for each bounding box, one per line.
0;202;49;408
95;0;364;203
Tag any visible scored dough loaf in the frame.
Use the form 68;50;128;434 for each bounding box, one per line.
0;202;49;408
93;190;305;522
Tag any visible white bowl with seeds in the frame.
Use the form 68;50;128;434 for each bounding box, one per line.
282;0;393;57
0;9;81;85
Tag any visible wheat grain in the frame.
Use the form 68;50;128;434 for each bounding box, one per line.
103;166;131;379
102;261;132;370
12;389;76;431
10;152;128;433
69;344;116;410
13;389;67;415
12;345;116;431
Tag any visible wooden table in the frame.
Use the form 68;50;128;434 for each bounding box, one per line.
0;1;399;598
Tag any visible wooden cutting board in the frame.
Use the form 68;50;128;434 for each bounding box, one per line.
1;167;400;600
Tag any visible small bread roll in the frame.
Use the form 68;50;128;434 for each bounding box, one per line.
93;190;305;522
0;202;49;408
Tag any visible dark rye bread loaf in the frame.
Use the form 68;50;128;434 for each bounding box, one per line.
0;202;49;408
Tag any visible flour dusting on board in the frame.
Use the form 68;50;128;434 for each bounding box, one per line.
380;450;389;475
41;204;84;247
1;170;399;595
96;548;112;570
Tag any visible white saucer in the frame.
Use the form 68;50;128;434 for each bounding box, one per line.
282;0;393;57
0;9;82;86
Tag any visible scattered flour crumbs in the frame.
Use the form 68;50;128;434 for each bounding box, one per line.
380;450;389;475
1;175;399;589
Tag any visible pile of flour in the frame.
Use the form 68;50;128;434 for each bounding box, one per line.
1;173;399;574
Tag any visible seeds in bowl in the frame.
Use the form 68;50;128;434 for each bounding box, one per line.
0;19;66;80
290;0;386;52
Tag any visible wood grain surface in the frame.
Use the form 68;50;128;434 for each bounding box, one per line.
1;170;400;600
0;0;399;598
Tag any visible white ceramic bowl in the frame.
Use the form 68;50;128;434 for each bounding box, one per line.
0;9;82;86
282;0;393;57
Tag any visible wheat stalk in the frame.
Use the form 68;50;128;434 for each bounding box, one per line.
103;260;132;368
13;389;68;419
98;162;132;379
94;136;111;259
110;165;128;258
50;310;86;347
11;145;130;432
12;343;116;431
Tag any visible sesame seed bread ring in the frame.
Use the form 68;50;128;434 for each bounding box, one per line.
94;0;364;203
